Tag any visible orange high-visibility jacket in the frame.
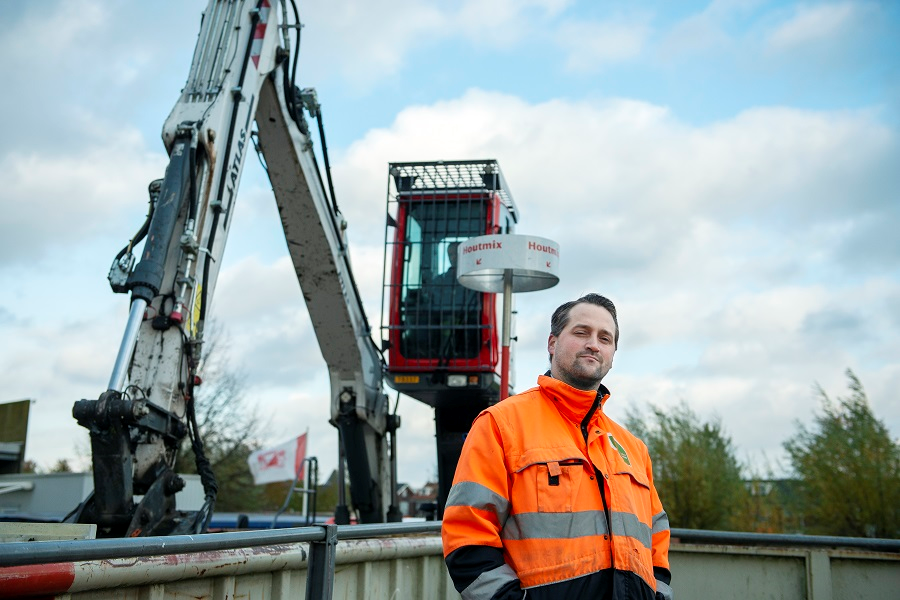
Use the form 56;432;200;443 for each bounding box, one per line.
442;375;672;600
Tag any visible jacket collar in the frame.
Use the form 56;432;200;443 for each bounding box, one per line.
538;373;611;424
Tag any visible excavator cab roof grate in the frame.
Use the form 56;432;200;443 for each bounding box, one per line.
388;160;518;224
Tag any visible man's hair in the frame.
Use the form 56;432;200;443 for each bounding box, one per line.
446;241;460;266
549;293;619;351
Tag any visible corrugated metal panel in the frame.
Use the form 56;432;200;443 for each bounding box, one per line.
669;543;900;600
0;536;458;600
671;544;809;599
331;537;457;600
831;554;900;599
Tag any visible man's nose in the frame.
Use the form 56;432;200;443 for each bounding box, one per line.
585;338;601;351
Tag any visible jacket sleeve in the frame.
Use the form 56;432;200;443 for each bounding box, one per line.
442;411;524;600
646;452;673;600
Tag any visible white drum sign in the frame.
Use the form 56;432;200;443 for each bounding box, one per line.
457;234;560;293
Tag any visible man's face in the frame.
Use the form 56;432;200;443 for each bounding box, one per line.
448;243;459;268
548;303;616;391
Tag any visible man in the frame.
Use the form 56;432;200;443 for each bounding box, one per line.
429;241;479;358
430;242;464;313
433;241;461;288
442;293;673;599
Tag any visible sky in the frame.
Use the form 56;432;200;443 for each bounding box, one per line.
1;0;898;494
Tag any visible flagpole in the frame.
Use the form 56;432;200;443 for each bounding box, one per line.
301;429;310;521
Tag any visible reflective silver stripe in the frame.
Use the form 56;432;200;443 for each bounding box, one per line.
610;511;652;549
652;510;670;535
501;510;608;541
446;481;510;524
656;580;674;600
462;563;519;600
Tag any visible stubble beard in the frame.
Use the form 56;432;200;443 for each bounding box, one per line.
557;354;608;391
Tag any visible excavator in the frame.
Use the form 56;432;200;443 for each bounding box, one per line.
69;0;518;537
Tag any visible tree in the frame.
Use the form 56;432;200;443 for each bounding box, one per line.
627;401;746;531
174;326;268;512
738;464;800;534
784;370;900;538
49;458;72;473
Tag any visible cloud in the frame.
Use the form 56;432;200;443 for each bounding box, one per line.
337;90;896;267
0;1;204;267
654;0;896;119
298;0;576;86
326;88;900;474
831;203;900;271
658;13;730;59
554;18;650;72
0;127;167;265
761;1;893;80
766;2;868;52
454;0;574;47
333;89;897;334
0;1;203;152
211;255;323;388
0;304;125;470
301;0;446;84
0;1;106;63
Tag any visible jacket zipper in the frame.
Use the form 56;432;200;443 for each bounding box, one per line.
581;392;614;570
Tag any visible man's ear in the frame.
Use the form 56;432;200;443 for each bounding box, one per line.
547;334;556;358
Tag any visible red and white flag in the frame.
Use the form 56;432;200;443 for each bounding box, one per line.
247;433;307;485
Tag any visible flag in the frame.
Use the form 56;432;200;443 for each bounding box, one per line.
247;433;307;485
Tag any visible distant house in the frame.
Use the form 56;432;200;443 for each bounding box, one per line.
397;481;439;520
316;472;441;520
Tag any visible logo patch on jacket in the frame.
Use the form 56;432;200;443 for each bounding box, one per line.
608;433;631;466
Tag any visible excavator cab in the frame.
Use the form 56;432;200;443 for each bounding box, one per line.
382;160;518;512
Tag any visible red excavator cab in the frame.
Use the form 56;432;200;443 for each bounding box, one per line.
383;160;518;405
382;160;518;515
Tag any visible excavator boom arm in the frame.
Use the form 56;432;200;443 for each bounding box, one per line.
72;0;394;536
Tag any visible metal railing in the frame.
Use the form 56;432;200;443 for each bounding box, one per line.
0;521;443;600
670;528;900;553
1;522;897;600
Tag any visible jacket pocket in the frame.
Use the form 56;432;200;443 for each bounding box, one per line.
609;469;653;531
516;456;586;513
